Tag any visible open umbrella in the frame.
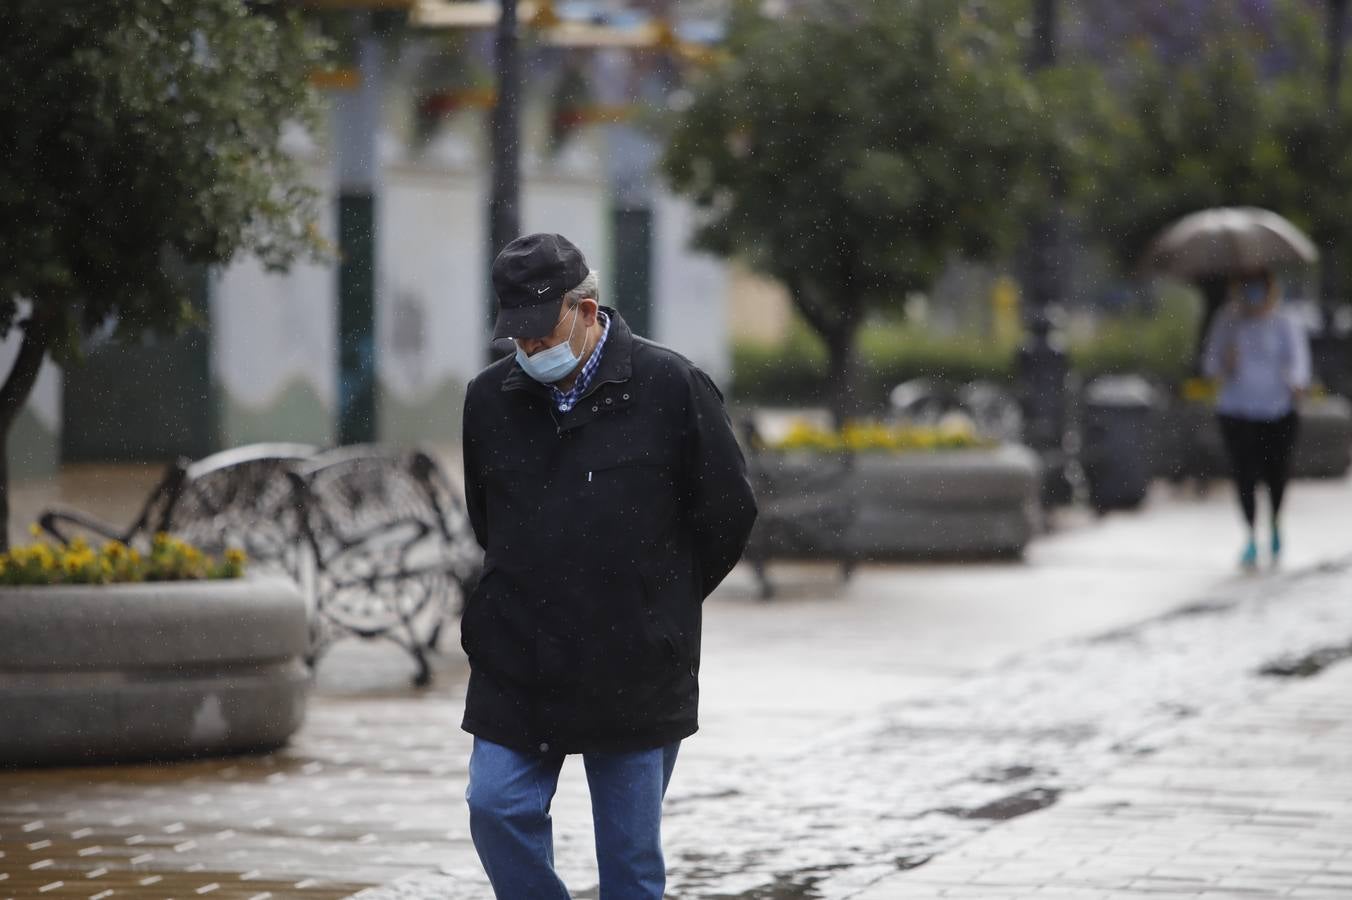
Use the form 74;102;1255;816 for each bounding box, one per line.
1141;206;1319;279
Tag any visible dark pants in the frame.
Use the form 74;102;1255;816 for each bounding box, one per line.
1217;411;1300;528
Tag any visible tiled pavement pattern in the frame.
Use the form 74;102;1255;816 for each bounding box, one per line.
348;559;1352;899
0;638;479;900
0;721;464;900
5;559;1352;899
4;463;1352;899
853;657;1352;899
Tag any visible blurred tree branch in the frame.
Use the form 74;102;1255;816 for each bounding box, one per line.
0;0;328;547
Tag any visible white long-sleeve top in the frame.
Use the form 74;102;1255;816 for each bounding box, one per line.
1202;302;1311;421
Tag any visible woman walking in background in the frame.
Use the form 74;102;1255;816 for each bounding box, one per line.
1202;269;1311;569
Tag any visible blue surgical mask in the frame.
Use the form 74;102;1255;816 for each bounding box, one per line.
1240;280;1269;307
515;306;581;383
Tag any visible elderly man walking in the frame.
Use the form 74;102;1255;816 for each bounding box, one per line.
460;233;757;899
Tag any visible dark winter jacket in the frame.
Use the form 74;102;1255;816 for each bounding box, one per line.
459;308;757;755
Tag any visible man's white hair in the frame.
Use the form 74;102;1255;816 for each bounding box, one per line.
563;270;600;307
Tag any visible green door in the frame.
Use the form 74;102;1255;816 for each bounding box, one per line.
61;268;218;463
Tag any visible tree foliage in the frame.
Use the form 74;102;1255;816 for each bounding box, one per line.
0;0;326;354
663;0;1056;411
1073;0;1352;299
0;0;326;545
1077;31;1290;268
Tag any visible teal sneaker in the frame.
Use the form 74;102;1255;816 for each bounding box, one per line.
1271;527;1282;561
1240;538;1258;569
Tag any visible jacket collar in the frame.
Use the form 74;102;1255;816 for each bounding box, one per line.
502;306;634;398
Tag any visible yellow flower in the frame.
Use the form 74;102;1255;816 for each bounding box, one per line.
224;548;247;566
28;523;42;538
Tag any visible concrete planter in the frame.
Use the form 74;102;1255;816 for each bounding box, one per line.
753;444;1041;561
0;575;309;767
1161;396;1352;482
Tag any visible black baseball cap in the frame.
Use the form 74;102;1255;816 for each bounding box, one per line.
491;233;590;340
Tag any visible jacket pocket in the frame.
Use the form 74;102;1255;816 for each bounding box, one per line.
459;565;492;657
638;566;689;669
460;565;537;688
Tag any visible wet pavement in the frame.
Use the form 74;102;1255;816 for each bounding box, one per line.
854;644;1352;899
1;467;1351;899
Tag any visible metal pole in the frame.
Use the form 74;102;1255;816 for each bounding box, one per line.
1026;0;1059;313
334;13;383;445
1017;0;1072;507
1329;0;1348;110
1030;0;1056;71
1324;0;1349;308
488;0;522;348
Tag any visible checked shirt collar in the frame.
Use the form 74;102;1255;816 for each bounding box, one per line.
549;310;610;413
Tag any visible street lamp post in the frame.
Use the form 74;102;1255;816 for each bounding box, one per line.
1329;0;1348;109
1017;0;1071;506
1324;0;1349;309
1030;0;1056;70
488;0;522;348
334;11;387;445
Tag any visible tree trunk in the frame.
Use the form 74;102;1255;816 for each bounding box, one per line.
785;279;862;428
0;430;8;553
0;310;55;551
823;326;859;429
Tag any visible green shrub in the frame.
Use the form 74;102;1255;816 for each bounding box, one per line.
733;291;1199;406
1068;288;1199;382
733;320;1016;407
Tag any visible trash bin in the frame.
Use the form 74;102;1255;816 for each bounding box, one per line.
1080;375;1158;513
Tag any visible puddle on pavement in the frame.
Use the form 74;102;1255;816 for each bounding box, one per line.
938;786;1062;821
970;764;1040;784
659;559;1352;899
1258;639;1352;678
7;562;1352;900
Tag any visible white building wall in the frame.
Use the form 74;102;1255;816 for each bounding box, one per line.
209;154;728;448
653;191;731;385
210;163;338;446
522;176;611;304
376;166;485;443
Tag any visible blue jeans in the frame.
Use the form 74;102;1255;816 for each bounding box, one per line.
466;737;681;900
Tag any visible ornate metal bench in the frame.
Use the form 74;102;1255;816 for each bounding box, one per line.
39;442;482;687
38;443;317;561
286;446;482;687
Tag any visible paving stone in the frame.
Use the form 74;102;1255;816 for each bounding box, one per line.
5;474;1352;898
855;658;1352;899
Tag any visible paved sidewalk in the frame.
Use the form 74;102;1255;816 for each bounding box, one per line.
854;658;1352;899
2;468;1351;898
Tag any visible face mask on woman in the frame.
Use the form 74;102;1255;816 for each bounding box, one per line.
1239;280;1270;308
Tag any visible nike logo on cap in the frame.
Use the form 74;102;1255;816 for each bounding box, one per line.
536;286;550;295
